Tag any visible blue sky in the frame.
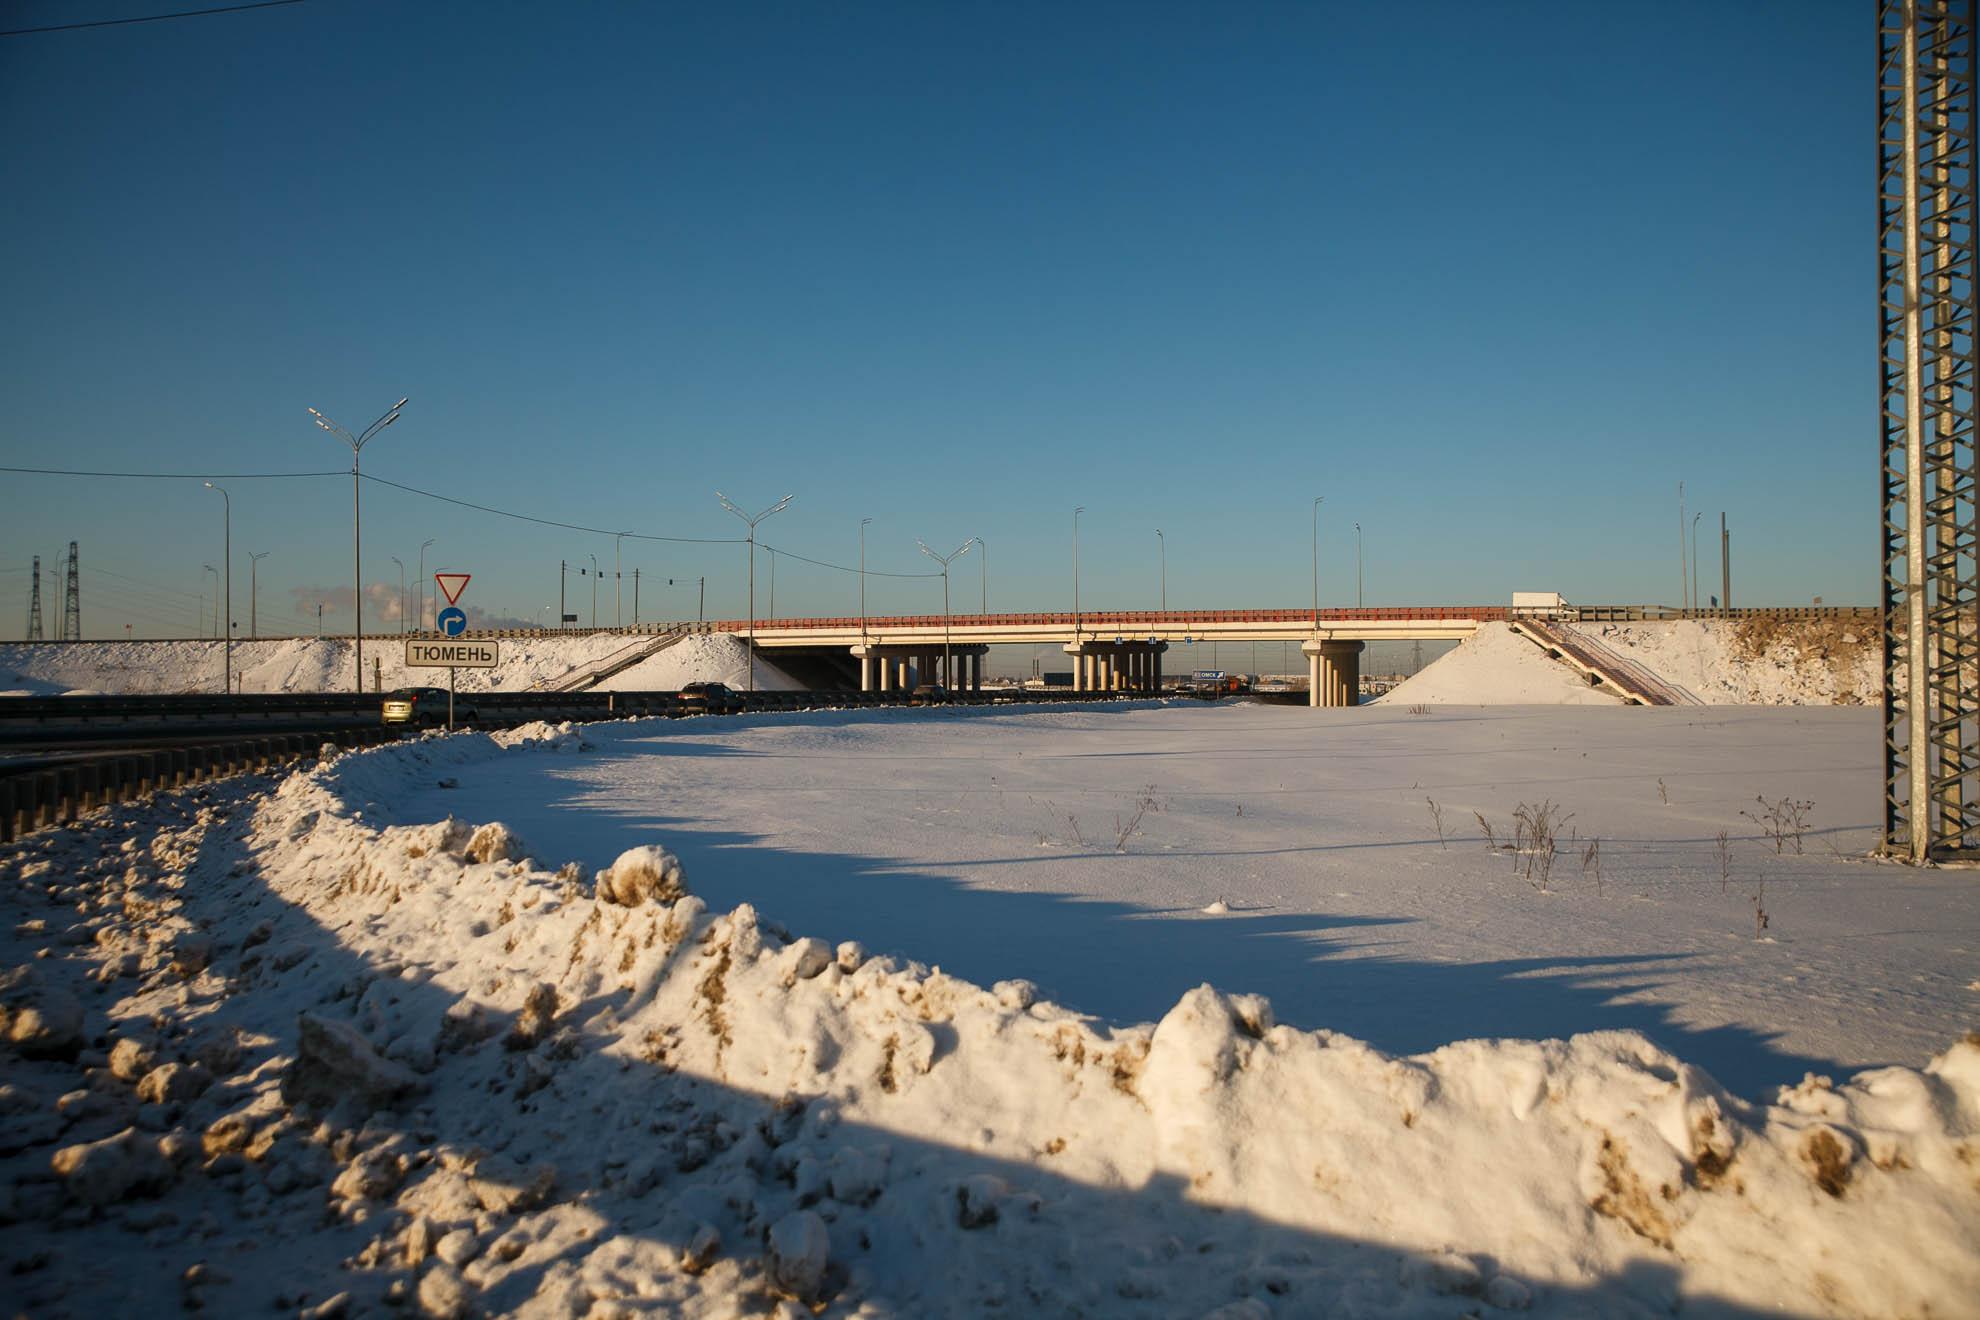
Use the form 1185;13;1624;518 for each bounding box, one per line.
2;0;1864;637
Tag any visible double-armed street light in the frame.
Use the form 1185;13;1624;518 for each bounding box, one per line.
310;397;408;693
859;517;873;640
203;482;231;693
715;491;793;693
1311;496;1324;629
1072;506;1085;637
917;537;976;690
418;539;435;632
249;552;269;638
391;556;406;634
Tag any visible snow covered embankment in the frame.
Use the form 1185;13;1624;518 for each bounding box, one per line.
1577;618;1880;706
3;725;1977;1316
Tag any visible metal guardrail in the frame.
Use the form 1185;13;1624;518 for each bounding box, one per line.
0;688;1142;844
0;727;396;844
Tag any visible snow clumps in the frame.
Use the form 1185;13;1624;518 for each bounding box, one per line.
596;844;689;907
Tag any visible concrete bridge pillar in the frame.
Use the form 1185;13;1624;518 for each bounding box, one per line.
1152;642;1166;694
1302;639;1364;708
852;646;876;692
1065;642;1088;692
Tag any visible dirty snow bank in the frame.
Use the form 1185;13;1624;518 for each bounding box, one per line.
2;726;1975;1315
1378;623;1622;706
0;631;800;696
1575;619;1880;706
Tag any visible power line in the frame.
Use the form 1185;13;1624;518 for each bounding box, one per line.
358;474;745;545
2;0;309;38
758;543;940;580
0;465;344;479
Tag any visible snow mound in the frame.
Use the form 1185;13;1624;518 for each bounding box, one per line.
2;725;1973;1314
0;631;801;696
1379;623;1622;706
1578;618;1879;705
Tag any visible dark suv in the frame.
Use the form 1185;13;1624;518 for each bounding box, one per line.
677;681;735;713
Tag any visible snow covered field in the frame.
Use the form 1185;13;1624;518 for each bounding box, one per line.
3;701;1975;1317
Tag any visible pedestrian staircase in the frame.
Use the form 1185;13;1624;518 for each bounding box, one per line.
1507;619;1703;706
528;630;690;694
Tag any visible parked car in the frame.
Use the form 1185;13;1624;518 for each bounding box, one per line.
909;682;948;706
676;681;734;712
382;687;479;726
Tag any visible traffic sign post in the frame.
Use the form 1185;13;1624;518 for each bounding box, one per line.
405;639;497;731
428;573;475;728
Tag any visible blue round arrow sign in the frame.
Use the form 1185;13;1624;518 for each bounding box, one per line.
437;606;468;637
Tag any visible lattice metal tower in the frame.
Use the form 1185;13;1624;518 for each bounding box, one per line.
1880;0;1980;861
25;556;43;641
61;541;80;641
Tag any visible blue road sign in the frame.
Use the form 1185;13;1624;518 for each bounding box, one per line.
437;606;468;638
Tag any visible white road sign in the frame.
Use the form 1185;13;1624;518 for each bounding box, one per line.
405;639;499;669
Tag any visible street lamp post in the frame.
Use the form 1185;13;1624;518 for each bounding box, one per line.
202;564;218;639
1691;512;1703;616
1354;522;1362;609
588;554;598;627
1156;528;1165;613
418;538;435;632
978;538;987;615
249;552;268;638
917;538;976;691
859;518;872;640
715;492;793;693
615;533;626;628
203;482;231;693
391;556;406;635
1311;496;1324;629
1677;480;1687;611
1073;506;1085;637
310;397;408;693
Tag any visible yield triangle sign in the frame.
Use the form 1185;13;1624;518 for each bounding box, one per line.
434;573;471;605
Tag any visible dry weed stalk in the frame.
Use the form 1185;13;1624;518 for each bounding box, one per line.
1715;830;1731;894
1741;794;1814;855
1426;798;1448;849
1512;799;1573;890
1581;837;1602;895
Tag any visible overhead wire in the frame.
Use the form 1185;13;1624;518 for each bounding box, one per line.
1;0;309;38
4;464;947;586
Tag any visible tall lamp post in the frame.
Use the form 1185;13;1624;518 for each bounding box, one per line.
615;533;626;628
203;482;231;693
390;556;406;634
1156;528;1166;613
715;491;793;693
978;537;987;614
310;397;408;693
859;517;872;640
248;551;268;638
418;538;435;632
202;564;218;640
917;537;976;690
1354;522;1362;608
1690;512;1703;616
588;554;599;627
1073;506;1085;638
1311;496;1324;629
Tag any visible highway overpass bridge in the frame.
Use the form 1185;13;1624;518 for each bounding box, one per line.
719;606;1501;706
